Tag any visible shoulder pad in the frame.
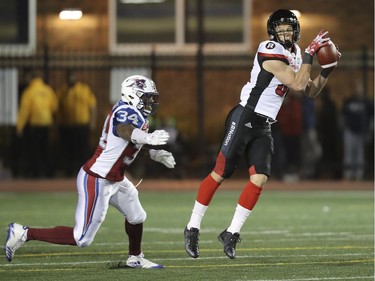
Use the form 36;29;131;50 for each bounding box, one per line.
113;104;145;129
258;40;285;55
257;40;287;63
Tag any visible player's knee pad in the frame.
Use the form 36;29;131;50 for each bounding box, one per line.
126;209;147;225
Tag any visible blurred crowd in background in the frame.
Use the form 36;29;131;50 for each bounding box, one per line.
0;1;373;182
3;69;373;182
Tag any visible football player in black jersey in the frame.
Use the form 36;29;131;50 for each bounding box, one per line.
184;9;340;259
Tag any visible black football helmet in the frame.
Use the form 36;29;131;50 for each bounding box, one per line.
267;9;300;48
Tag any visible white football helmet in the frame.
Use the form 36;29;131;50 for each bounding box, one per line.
121;75;159;116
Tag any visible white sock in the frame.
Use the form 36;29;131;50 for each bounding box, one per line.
227;204;251;234
187;201;208;230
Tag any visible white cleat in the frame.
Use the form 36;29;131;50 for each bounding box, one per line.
5;223;29;262
126;253;164;269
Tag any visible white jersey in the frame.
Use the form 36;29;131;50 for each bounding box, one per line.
240;40;303;120
83;100;148;182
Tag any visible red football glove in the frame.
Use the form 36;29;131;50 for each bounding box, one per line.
305;30;330;56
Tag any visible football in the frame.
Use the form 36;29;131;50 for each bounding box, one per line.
316;41;339;68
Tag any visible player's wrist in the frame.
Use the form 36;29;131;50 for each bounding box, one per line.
131;128;148;144
149;149;157;160
303;53;313;65
320;67;333;78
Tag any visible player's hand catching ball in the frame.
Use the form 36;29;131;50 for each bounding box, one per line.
305;29;330;56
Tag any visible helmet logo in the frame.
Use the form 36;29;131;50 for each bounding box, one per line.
121;75;158;117
134;79;146;90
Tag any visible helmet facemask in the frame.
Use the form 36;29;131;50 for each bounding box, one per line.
267;9;300;49
136;90;159;116
274;24;296;49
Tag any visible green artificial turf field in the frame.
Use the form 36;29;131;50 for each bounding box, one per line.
0;189;373;281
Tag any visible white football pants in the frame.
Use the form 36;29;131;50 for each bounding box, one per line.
74;168;146;247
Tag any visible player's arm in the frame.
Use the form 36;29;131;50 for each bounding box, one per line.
264;30;331;95
113;106;170;145
116;123;175;167
263;60;312;93
304;46;341;98
303;74;329;98
116;123;134;141
116;123;170;146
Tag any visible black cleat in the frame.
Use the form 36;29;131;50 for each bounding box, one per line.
184;227;200;258
218;229;241;259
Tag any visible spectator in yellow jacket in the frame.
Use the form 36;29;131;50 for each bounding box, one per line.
57;71;97;176
16;72;58;178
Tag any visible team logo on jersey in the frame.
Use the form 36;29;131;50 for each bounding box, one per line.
265;42;276;49
285;52;301;71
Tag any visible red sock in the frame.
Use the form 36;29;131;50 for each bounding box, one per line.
125;220;143;256
196;174;220;206
27;226;76;245
238;181;262;210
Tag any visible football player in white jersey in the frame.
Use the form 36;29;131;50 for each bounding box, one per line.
5;75;176;268
184;9;340;259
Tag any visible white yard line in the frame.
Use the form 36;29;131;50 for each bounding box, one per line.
0;252;372;267
235;276;374;281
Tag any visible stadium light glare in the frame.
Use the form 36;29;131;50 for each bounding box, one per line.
59;9;83;20
120;0;165;3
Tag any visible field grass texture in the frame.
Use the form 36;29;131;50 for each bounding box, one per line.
0;189;373;281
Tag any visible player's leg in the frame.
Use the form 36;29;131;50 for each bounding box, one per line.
4;168;102;261
217;108;272;258
219;128;273;259
228;130;273;232
6;221;77;261
73;170;113;247
110;177;163;269
25;171;106;248
218;174;266;259
185;105;247;258
18;169;112;248
110;177;146;256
